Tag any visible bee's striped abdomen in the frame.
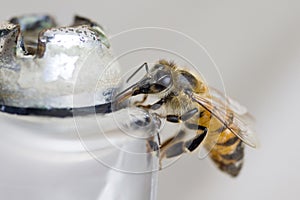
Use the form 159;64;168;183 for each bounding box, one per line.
208;129;245;177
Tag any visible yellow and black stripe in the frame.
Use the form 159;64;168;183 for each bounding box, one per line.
206;128;244;177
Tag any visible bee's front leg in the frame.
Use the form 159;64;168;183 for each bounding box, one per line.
133;94;148;106
135;97;166;110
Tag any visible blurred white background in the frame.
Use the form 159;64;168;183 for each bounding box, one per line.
1;1;300;200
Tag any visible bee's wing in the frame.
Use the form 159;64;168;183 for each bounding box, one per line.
189;88;258;148
208;87;248;115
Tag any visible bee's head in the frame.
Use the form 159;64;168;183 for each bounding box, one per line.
115;64;173;103
132;64;173;95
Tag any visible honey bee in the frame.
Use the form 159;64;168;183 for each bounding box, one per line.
115;60;257;177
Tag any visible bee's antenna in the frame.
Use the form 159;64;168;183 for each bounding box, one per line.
126;62;149;83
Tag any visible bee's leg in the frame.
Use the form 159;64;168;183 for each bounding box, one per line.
136;97;165;110
133;94;148;106
146;132;163;168
166;108;199;123
159;127;207;169
183;126;207;152
146;136;160;153
161;127;207;157
159;130;185;169
145;135;160;168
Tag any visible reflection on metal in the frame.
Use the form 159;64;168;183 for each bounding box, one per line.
0;14;120;108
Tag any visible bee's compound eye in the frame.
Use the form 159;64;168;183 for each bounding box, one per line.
155;71;172;88
158;75;172;87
